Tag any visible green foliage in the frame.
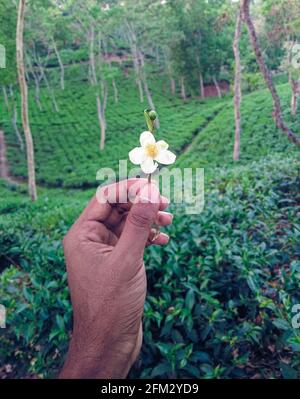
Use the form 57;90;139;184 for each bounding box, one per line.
0;1;17;85
46;48;89;67
1;1;300;378
0;66;224;188
242;73;265;93
178;84;300;176
1;155;300;378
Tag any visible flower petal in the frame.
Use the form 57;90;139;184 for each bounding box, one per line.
141;158;158;174
157;140;169;151
155;149;176;165
140;131;156;147
129;147;146;165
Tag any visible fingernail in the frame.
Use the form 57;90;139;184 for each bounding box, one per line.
168;213;174;221
157;212;173;224
159;233;170;244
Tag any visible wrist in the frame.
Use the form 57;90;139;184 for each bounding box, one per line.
59;334;136;379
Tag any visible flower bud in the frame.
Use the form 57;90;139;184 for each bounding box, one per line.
149;110;157;120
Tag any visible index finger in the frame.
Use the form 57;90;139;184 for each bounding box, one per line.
79;178;148;223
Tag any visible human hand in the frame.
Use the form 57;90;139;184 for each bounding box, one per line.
59;179;172;379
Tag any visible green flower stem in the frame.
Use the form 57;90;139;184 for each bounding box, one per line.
144;109;157;184
144;109;159;240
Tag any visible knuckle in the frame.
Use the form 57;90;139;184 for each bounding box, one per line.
129;207;153;229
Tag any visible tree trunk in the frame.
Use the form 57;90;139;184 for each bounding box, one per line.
112;78;119;104
97;90;107;151
288;70;292;86
89;26;98;86
2;86;9;109
242;0;300;148
53;40;65;90
34;51;59;113
25;65;30;82
199;72;205;100
104;39;118;104
164;49;175;96
195;54;205;100
291;78;300;117
170;76;176;95
180;76;186;100
88;26;108;150
126;22;159;126
9;85;24;151
97;95;106;151
33;74;42;110
213;76;222;98
12;103;24;151
233;7;243;161
26;53;42;110
140;52;160;128
16;0;37;201
155;46;160;65
0;130;8;179
136;69;144;103
126;21;144;103
39;65;59;113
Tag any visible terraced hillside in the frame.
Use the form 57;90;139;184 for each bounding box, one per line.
178;85;300;171
0;66;224;188
1;67;300;379
1;65;299;189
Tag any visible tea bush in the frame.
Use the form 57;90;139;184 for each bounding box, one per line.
178;85;300;178
1;155;300;378
0;66;224;188
1;66;300;379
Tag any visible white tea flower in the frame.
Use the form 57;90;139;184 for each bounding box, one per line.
129;131;176;174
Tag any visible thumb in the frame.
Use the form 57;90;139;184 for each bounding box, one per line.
114;182;160;263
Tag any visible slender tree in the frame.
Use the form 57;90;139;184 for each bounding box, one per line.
291;77;300;117
103;38;119;104
125;20;144;103
16;0;37;200
165;52;176;95
25;51;42;110
52;39;65;90
2;86;9;108
233;4;243;161
242;0;300;148
125;17;160;127
262;0;300;117
212;76;222;99
88;25;108;151
33;47;59;113
9;84;24;151
180;76;186;100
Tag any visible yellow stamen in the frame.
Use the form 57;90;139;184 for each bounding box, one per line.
145;143;158;159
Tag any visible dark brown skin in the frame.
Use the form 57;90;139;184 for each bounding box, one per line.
60;179;172;379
